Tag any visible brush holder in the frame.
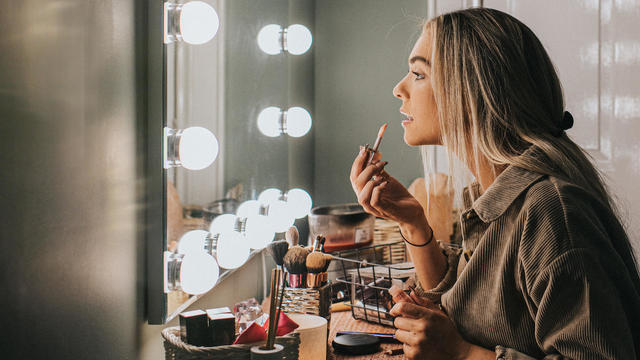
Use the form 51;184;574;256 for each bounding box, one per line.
250;344;284;360
281;283;331;321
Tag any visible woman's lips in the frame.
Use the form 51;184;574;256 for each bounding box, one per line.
402;116;414;126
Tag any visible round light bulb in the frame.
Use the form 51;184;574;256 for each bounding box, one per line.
267;199;295;233
179;126;219;170
286;188;312;218
209;213;237;235
180;252;220;295
236;200;260;219
177;229;209;255
257;24;283;55
258;188;282;206
179;1;220;45
285;107;312;137
257;107;282;137
216;231;250;269
286;24;312;55
244;214;275;249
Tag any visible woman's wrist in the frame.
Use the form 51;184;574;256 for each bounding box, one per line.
398;217;430;243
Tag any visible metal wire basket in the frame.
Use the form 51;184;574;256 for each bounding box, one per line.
331;241;415;326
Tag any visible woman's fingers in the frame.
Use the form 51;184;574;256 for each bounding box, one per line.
350;147;369;191
390;301;432;319
394;329;419;346
394;316;427;333
370;180;388;210
355;161;388;191
389;286;414;304
357;177;384;217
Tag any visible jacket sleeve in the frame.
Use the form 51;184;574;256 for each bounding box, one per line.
413;240;462;303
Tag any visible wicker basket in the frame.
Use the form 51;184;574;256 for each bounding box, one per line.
162;326;300;360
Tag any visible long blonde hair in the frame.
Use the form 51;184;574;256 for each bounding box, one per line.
421;8;638;271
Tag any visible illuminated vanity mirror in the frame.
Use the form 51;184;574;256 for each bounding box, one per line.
148;0;316;324
148;0;431;325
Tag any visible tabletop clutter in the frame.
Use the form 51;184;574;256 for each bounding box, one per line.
163;220;420;359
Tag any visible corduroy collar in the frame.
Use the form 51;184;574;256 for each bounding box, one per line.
461;149;546;223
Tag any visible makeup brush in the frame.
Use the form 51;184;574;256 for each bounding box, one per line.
285;226;299;247
367;123;388;165
266;267;282;349
306;252;333;288
266;240;289;268
283;246;309;288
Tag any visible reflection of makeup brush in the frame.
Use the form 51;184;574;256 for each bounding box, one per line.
285;226;299;247
367;123;388;165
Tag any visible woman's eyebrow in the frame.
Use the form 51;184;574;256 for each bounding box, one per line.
409;56;430;66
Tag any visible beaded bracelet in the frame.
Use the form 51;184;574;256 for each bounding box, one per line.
399;227;434;247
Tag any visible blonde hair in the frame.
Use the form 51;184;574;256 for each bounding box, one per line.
420;8;638;270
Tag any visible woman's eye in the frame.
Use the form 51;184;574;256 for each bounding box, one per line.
412;71;425;80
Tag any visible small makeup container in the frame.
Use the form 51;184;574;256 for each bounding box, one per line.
179;310;210;346
206;307;236;346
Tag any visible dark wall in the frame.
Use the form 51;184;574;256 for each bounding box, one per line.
0;0;148;358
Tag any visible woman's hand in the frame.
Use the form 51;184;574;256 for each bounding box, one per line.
390;300;473;360
349;147;427;230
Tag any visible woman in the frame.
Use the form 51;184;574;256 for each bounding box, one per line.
350;8;640;359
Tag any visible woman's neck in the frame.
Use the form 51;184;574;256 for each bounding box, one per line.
467;153;506;192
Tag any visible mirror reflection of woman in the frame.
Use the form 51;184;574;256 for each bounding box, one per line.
350;8;640;359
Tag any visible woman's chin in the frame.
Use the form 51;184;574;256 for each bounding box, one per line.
403;132;421;147
403;131;440;147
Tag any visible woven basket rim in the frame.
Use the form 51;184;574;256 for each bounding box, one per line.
161;326;299;354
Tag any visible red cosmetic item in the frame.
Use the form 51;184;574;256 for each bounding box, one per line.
262;311;299;336
233;321;266;344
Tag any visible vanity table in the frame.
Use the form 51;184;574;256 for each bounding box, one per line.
328;311;402;359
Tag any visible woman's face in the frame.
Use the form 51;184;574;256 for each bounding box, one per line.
393;31;441;146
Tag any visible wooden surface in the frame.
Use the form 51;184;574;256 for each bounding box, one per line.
328;310;403;359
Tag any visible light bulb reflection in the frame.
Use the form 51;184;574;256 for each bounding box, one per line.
257;107;282;137
177;229;209;255
286;188;312;218
236;200;261;219
286;107;312;137
258;188;282;206
286;24;312;55
267;199;295;232
179;1;219;45
257;24;283;55
209;214;237;235
245;214;275;249
179;127;219;170
216;231;250;269
180;252;220;295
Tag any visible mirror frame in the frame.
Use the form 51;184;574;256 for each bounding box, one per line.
147;0;166;325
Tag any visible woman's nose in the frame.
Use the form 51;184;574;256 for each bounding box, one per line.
393;77;407;99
